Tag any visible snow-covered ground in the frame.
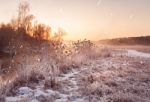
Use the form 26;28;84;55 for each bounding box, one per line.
6;68;85;102
3;48;150;102
127;50;150;58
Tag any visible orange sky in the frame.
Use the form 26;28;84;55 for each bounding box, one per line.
0;0;150;40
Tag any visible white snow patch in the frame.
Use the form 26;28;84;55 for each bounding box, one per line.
18;87;33;95
31;99;39;102
6;97;21;102
6;87;33;102
34;89;48;97
127;50;150;58
6;68;84;102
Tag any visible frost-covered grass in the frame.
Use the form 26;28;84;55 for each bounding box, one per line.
0;40;111;99
78;55;150;102
1;43;150;102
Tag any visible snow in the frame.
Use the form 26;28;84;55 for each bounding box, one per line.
18;87;33;95
3;47;150;102
30;99;39;102
6;97;21;102
5;68;84;102
127;50;150;58
6;87;33;102
34;89;48;97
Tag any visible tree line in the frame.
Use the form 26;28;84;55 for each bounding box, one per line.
0;1;65;54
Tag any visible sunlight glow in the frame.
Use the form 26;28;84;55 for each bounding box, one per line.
0;0;150;40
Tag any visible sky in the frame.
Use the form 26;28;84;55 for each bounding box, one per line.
0;0;150;40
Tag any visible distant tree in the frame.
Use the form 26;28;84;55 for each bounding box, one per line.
17;1;34;32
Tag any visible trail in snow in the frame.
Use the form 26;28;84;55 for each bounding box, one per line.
6;68;85;102
126;50;150;58
5;49;150;102
56;69;85;102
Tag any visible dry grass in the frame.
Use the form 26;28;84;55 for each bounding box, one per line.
0;40;107;98
1;42;150;102
78;55;150;102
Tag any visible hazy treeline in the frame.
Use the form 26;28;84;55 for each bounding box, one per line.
99;36;150;45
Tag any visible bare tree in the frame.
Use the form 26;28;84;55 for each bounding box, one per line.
17;1;34;31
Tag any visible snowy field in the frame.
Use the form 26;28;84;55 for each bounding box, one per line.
0;46;150;102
